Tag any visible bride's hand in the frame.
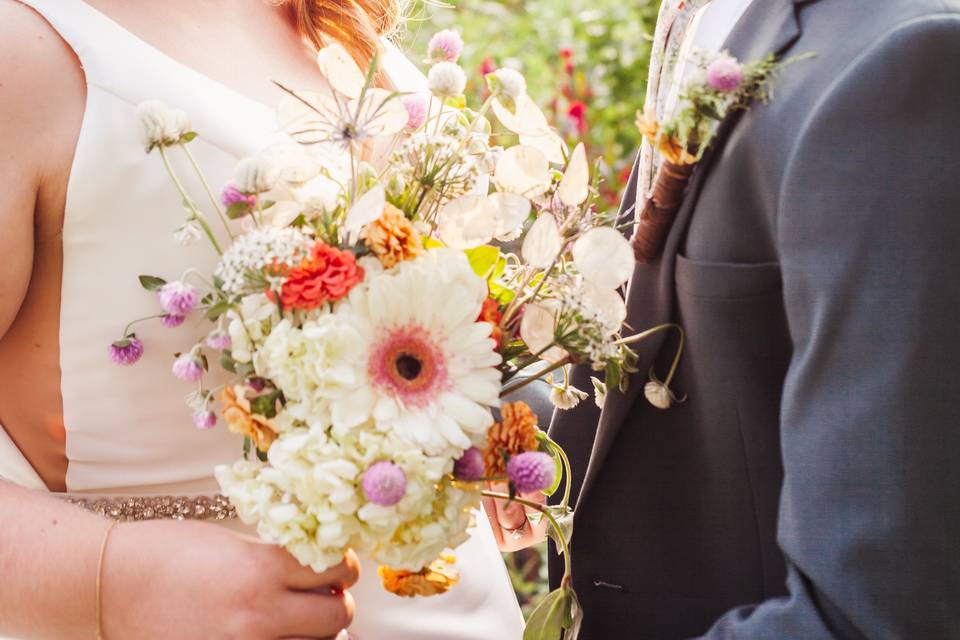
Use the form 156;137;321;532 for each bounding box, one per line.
483;482;548;552
103;520;359;639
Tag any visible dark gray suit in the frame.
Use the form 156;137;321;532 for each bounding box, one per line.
549;1;960;637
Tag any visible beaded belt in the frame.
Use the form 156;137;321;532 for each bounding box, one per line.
63;494;237;522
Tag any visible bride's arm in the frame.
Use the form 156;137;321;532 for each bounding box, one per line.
0;5;359;639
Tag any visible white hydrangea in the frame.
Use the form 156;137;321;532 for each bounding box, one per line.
227;293;280;364
255;316;367;428
428;62;467;98
550;383;589;410
214;226;312;296
216;424;480;573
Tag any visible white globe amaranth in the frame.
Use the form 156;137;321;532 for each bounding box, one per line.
427;62;468;98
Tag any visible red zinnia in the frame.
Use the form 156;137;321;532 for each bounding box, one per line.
567;101;588;134
272;242;364;311
478;298;504;347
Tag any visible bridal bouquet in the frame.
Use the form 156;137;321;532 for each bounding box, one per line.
112;30;682;639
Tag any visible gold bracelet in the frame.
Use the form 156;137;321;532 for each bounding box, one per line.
95;520;119;640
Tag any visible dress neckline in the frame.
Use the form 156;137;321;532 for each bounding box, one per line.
75;0;281;114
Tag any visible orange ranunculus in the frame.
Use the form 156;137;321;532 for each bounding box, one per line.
275;242;364;311
379;555;460;597
361;204;423;268
219;384;278;452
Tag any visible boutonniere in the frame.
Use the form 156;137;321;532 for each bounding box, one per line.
631;49;812;263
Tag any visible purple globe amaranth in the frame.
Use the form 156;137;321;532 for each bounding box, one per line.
108;336;144;366
221;183;257;211
453;447;485;482
362;461;407;507
706;55;744;92
158;281;200;316
192;410;217;430
427;29;464;63
506;451;556;495
172;353;204;381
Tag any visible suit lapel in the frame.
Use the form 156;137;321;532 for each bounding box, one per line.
574;0;805;507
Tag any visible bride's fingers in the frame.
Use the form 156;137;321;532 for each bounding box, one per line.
276;590;354;639
279;549;361;592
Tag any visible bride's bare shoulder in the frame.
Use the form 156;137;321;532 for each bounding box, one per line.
0;0;85;170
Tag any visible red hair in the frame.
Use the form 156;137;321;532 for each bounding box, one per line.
286;0;406;66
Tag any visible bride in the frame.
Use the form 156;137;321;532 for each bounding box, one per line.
0;0;525;638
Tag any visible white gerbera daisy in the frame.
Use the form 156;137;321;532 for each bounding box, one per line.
334;250;502;457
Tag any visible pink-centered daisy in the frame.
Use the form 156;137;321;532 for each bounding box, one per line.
332;250;502;457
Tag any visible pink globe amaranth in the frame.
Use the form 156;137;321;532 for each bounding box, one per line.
454;447;485;482
362;461;407;507
205;332;232;351
158;281;200;316
161;314;185;328
108;337;144;366
221;183;257;208
192;410;217;430
506;451;556;494
427;29;464;63
706;55;744;92
172;353;204;382
402;94;428;129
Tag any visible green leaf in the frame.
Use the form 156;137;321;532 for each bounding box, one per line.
249;389;282;419
138;275;167;291
443;94;467;110
242;436;252;460
179;131;198;144
423;237;445;250
256;447;269;462
543;504;575;556
206;301;232;321
226;202;251;220
523;588;569;640
563;586;584;639
465;245;501;279
537;437;564;498
219;350;237;374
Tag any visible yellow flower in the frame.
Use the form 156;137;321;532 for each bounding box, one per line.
635;110;660;142
361;203;423;268
379;555;460;597
219;385;278;452
656;136;698;167
484;401;540;476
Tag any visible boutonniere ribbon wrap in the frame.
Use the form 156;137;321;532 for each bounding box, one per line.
631;50;812;263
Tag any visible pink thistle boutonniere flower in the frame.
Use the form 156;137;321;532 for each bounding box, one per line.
108;336;144;366
161;314;185;328
205;331;232;351
158;281;199;316
706;55;744;92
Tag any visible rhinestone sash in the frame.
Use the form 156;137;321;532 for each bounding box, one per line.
63;494;237;521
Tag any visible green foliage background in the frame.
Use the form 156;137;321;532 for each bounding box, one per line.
404;0;661;614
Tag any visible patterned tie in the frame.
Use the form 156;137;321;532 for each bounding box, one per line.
636;0;711;208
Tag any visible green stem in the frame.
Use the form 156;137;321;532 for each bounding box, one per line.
158;147;223;255
500;356;572;398
120;314;168;338
179;143;233;240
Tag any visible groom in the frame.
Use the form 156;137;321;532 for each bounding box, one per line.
499;0;960;637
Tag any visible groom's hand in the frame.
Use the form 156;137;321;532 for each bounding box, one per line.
482;482;548;552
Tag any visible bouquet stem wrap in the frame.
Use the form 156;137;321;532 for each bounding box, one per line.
631;160;695;264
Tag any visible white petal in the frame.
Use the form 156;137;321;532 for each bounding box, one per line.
317;43;366;99
490;94;550;135
276;91;340;143
437;413;472;450
439;393;495;433
438;195;496;249
522;214;563;269
351;88;409;138
487;192;531;238
573;227;635;289
519;302;568;363
494;146;551;198
558;142;590;206
582;282;627;329
519;129;567;165
344;183;385;234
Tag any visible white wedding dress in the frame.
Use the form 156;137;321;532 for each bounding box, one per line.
0;1;524;638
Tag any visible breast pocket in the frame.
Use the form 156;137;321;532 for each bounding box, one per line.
675;254;782;300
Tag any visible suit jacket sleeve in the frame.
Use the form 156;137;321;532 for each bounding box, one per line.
700;14;960;639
